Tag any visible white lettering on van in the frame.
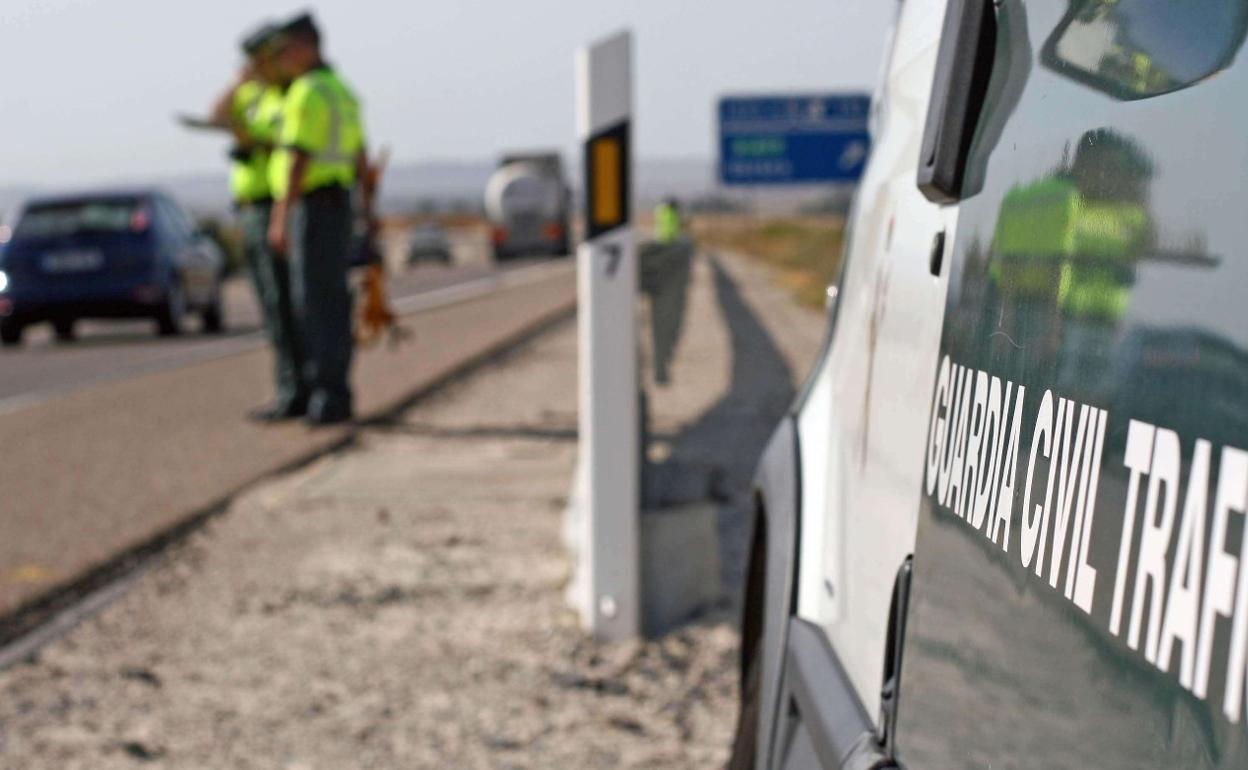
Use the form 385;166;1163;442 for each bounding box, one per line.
922;361;1248;729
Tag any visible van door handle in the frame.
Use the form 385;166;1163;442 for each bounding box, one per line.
917;0;997;203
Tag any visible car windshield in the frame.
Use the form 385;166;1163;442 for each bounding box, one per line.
14;198;146;240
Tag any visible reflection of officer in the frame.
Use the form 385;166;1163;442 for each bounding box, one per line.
267;13;371;426
989;177;1071;365
219;23;308;422
989;129;1153;388
1056;129;1153;392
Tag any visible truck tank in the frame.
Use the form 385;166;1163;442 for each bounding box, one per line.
483;153;571;260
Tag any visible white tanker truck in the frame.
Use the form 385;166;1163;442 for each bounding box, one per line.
483;152;571;261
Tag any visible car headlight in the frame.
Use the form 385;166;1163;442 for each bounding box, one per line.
0;270;8;293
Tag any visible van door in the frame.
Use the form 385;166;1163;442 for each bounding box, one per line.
765;0;954;764
899;0;1248;766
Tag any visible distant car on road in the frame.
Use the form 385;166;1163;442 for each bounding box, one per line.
0;189;224;346
407;222;452;265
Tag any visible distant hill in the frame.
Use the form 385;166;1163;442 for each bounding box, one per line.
0;156;847;220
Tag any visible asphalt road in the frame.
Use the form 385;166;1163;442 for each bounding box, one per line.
0;248;541;413
0;248;575;623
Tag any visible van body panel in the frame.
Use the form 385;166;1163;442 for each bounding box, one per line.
898;0;1248;766
791;0;952;723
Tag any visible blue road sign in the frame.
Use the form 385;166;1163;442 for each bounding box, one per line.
718;93;871;185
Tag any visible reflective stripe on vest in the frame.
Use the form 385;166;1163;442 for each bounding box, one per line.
306;75;351;167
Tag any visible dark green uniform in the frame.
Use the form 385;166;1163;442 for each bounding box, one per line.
232;81;306;414
271;65;364;422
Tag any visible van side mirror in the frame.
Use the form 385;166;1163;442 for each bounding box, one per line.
1041;0;1248;101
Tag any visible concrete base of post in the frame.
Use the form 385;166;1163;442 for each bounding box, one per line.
566;480;723;639
640;502;722;637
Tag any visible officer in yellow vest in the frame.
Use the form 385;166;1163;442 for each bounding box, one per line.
654;197;682;244
267;12;372;426
643;197;692;384
214;22;308;422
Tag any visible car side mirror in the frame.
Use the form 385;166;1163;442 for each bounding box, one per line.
1040;0;1248;101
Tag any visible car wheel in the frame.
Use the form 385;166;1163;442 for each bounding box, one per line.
156;282;185;337
0;320;23;348
201;288;224;334
53;318;76;343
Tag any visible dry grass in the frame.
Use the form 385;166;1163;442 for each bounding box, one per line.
380;212;490;234
689;215;845;309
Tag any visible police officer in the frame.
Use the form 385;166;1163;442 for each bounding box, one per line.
643;196;693;385
215;22;308;422
267;12;371;426
654;196;682;244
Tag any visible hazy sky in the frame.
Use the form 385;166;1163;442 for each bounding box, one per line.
0;0;895;186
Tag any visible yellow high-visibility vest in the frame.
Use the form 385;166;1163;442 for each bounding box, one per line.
270;66;364;199
229;81;284;203
655;203;681;244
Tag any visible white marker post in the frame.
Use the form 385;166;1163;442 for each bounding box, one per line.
569;29;639;640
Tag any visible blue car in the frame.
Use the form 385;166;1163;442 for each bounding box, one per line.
0;189;224;346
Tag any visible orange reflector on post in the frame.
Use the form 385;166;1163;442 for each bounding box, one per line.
591;137;622;228
583;120;629;240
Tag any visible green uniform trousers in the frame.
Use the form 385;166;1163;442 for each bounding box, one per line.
239;200;306;411
289;186;355;421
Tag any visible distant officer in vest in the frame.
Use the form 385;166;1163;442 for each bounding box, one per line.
267;12;372;426
654;196;682;244
212;22;308;422
642;197;693;385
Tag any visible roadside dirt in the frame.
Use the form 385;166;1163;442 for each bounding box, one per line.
0;324;737;769
0;250;823;768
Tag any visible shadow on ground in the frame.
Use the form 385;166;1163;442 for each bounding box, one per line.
645;255;796;606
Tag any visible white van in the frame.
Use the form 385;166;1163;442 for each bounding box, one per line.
728;2;954;763
732;0;1248;764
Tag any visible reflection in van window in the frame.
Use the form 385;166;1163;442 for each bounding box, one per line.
1044;0;1248;99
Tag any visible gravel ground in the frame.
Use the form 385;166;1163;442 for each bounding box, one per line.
0;327;736;769
0;252;820;769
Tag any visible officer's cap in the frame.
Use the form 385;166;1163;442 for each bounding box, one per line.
279;12;321;46
240;21;281;56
